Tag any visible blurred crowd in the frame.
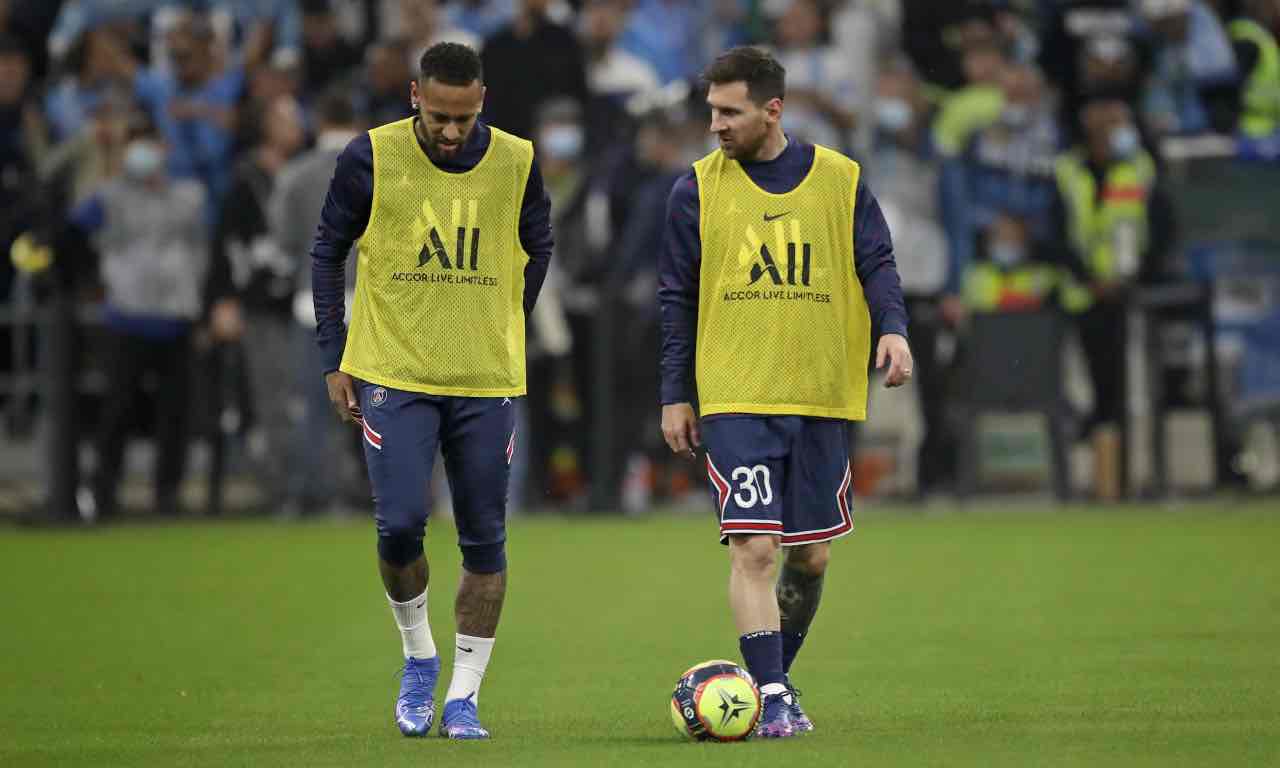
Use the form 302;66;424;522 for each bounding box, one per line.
1;0;1278;517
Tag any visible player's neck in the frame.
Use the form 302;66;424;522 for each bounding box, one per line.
747;130;788;164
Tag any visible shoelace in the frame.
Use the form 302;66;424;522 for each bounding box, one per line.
448;698;483;728
397;663;433;713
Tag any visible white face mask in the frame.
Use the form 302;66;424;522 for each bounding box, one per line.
541;124;583;161
990;242;1025;268
875;99;913;133
1109;125;1140;159
123;140;164;180
1000;104;1032;128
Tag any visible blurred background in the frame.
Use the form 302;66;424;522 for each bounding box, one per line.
1;0;1279;524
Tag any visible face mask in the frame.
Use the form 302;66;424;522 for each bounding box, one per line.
1110;125;1140;159
990;242;1025;268
875;99;913;133
541;124;583;161
123;140;164;179
1000;104;1031;128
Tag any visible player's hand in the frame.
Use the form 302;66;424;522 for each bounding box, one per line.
877;334;913;388
661;403;701;461
325;371;361;424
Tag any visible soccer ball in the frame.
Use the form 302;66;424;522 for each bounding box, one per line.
669;659;761;741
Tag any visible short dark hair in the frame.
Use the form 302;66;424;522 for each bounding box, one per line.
702;46;786;105
316;86;356;128
418;42;483;86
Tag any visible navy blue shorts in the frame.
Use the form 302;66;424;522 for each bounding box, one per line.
357;381;516;570
702;415;855;546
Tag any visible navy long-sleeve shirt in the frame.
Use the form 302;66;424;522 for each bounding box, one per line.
658;138;908;405
311;120;554;374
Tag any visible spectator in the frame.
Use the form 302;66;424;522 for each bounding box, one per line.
481;0;588;140
357;37;415;126
212;93;306;510
770;0;859;152
1140;0;1240;136
1229;0;1280;137
581;0;661;102
1039;0;1154;137
617;0;711;85
1051;96;1175;488
268;88;365;515
446;0;523;41
899;0;997;91
300;0;363;95
942;63;1063;305
135;12;244;217
71;111;213;518
44;28;140;142
40;87;130;210
866;60;958;496
932;38;1009;158
400;0;481;67
0;32;40;301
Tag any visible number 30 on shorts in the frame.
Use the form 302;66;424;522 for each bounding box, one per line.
731;465;773;508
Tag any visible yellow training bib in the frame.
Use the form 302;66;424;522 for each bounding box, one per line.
694;145;870;420
341;119;533;396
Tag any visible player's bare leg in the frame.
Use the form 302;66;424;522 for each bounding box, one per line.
439;568;507;739
729;534;782;633
777;542;830;732
380;556;428;601
728;534;796;738
380;555;439;737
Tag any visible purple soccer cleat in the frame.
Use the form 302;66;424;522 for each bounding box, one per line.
439;693;490;740
395;656;439;737
753;693;797;739
785;679;814;733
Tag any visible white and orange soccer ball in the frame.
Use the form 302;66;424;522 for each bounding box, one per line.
669;659;761;741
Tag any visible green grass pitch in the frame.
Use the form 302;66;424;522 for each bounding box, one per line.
2;501;1278;767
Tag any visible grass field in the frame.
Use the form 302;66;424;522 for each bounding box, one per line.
2;500;1278;767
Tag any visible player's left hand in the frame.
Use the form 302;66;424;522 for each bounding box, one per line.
877;334;913;388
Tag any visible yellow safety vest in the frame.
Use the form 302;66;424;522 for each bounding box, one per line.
342;119;534;395
693;145;871;420
1054;151;1155;313
1230;18;1280;138
963;261;1060;312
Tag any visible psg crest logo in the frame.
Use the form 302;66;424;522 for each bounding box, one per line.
371;387;388;407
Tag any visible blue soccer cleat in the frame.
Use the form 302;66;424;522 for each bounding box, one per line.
439;693;490;740
753;692;797;739
785;678;814;733
395;656;439;737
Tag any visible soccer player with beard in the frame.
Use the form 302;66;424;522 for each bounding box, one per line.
310;42;552;740
659;47;913;738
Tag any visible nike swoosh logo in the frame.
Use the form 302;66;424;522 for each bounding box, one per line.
764;211;792;222
457;646;474;653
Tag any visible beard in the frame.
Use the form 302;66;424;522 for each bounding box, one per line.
719;125;768;161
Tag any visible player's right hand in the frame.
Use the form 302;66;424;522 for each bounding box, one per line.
661;403;701;461
325;371;361;424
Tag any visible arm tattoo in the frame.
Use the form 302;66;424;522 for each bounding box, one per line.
776;564;825;637
455;569;507;638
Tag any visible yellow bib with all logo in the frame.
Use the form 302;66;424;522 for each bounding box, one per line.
693;145;870;421
341;119;533;396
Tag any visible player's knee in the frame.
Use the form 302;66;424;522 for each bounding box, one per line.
729;534;780;577
786;542;830;575
376;515;426;567
460;540;506;574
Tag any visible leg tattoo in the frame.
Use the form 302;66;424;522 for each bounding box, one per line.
776;564;825;636
455;569;507;638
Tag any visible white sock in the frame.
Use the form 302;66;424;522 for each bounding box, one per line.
445;634;495;705
761;682;790;701
387;590;437;660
